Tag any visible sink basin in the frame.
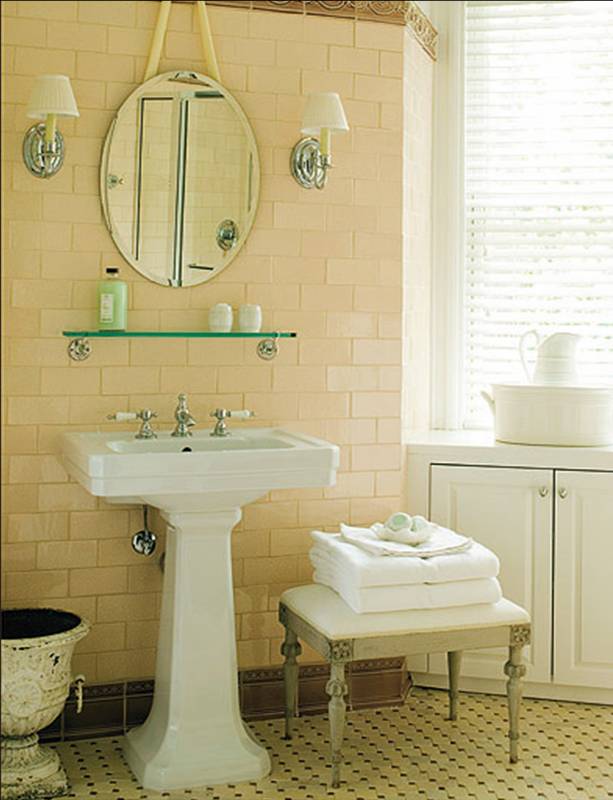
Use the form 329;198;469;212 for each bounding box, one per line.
63;427;338;511
62;427;339;790
107;434;292;453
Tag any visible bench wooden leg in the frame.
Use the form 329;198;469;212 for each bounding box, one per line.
447;650;462;721
326;662;348;788
281;627;301;740
504;642;527;763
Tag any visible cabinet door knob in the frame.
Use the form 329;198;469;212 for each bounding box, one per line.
538;486;549;498
558;487;568;499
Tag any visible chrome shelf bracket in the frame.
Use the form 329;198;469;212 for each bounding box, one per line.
257;332;281;361
68;337;92;362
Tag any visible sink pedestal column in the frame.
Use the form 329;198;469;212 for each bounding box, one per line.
124;509;271;790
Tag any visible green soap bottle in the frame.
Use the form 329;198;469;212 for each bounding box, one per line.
98;267;128;331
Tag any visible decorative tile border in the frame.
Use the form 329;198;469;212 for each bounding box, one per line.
402;2;437;59
166;1;438;60
40;658;410;742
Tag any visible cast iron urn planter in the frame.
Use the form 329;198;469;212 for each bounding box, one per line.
1;609;90;799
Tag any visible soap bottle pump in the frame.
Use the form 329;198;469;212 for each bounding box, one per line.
98;266;128;331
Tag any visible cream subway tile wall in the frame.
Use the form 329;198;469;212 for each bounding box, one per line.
0;1;431;680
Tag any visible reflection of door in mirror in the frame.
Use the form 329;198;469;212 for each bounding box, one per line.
106;114;138;263
184;94;250;272
139;97;174;280
101;72;260;288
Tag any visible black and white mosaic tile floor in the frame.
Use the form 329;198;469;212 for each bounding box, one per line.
56;689;612;800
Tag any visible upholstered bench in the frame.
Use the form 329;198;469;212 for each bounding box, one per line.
279;584;531;788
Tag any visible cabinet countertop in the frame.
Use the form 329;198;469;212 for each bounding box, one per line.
405;429;613;471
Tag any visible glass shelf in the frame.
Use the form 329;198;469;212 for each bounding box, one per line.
62;330;297;362
62;330;297;339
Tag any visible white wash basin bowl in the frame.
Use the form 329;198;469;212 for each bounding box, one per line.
481;384;613;446
63;428;338;512
107;434;292;453
62;428;339;790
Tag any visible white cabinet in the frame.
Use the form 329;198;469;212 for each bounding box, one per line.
428;466;552;683
417;460;613;700
554;471;613;690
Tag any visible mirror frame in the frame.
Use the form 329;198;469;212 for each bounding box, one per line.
100;70;260;287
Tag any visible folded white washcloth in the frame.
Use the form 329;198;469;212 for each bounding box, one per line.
373;513;434;546
340;522;472;558
309;531;499;587
311;558;503;613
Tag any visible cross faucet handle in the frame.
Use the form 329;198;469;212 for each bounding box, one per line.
209;408;255;421
209;409;255;437
107;409;158;440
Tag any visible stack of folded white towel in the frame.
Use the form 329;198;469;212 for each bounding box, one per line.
309;514;501;614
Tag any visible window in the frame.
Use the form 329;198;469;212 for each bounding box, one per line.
461;0;613;427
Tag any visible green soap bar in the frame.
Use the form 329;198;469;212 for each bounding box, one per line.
386;512;412;531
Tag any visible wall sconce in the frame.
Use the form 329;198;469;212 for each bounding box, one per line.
23;74;79;179
290;92;349;190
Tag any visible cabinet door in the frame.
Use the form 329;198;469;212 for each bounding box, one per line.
554;470;613;689
429;465;552;682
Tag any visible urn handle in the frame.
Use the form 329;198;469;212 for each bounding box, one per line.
73;674;86;713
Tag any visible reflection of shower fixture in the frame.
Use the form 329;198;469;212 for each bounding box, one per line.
216;219;239;251
107;174;125;189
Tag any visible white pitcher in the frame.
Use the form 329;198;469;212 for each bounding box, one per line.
518;330;582;386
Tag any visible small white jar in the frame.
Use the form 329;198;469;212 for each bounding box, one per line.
238;304;262;333
208;303;233;332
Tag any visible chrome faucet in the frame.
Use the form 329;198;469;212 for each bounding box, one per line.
171;393;196;437
210;408;255;437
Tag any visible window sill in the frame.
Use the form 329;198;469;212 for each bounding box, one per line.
404;429;613;470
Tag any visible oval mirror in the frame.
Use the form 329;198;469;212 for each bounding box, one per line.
101;71;260;287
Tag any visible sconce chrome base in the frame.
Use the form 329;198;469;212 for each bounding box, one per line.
290;137;330;190
23;123;65;179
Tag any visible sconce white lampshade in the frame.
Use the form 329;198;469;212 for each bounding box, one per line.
300;92;349;135
27;75;79;119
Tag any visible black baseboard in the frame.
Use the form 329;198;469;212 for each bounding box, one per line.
40;658;411;742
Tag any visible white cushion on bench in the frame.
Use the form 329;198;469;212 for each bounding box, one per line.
281;584;529;641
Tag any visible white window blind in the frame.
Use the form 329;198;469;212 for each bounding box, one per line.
463;0;613;428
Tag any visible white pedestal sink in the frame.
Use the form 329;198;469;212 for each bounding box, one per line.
62;428;339;790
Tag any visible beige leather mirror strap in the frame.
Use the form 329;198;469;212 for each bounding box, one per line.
144;0;221;83
144;0;171;81
196;0;221;82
